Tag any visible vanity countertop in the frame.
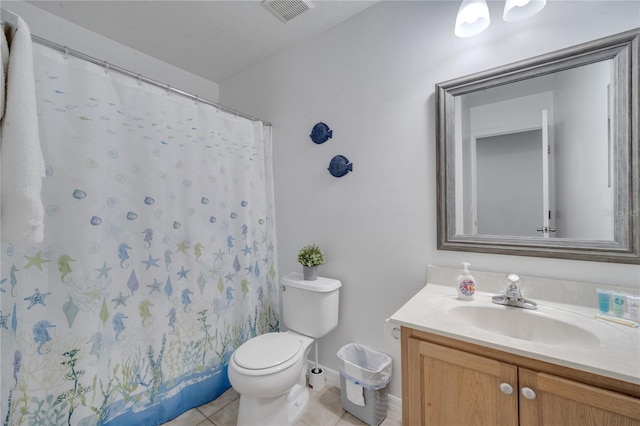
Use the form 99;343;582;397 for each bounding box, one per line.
390;283;640;385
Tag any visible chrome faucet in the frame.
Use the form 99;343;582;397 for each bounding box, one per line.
492;273;537;310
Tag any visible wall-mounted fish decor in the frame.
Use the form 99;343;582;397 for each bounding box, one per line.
328;155;353;178
309;122;332;144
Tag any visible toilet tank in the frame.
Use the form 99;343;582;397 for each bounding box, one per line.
280;272;341;338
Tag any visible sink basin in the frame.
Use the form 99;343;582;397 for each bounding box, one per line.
448;304;602;347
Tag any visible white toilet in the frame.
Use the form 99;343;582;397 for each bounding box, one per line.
228;272;342;426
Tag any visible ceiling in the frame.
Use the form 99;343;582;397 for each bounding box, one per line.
26;1;378;83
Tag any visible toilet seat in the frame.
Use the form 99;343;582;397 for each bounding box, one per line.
233;333;302;373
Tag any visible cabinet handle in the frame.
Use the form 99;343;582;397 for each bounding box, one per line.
521;387;537;400
499;383;513;395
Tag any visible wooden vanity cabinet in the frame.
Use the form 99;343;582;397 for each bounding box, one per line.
402;327;640;426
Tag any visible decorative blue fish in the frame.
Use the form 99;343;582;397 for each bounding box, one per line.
328;155;353;178
241;225;248;240
112;313;127;341
227;236;235;253
310;122;333;144
33;320;55;354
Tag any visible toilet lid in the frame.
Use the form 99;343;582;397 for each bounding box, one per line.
234;333;301;370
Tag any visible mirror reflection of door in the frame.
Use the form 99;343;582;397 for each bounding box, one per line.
475;128;551;237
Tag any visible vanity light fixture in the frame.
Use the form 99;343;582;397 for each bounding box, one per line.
503;0;546;22
454;0;491;38
455;0;546;37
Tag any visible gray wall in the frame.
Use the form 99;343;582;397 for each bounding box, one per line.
220;1;640;398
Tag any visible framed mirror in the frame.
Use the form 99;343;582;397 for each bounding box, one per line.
436;29;639;264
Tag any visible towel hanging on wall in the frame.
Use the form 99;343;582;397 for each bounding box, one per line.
0;14;46;243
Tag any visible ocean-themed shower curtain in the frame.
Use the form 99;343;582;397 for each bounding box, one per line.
1;43;278;425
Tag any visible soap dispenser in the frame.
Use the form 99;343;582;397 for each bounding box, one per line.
456;262;476;301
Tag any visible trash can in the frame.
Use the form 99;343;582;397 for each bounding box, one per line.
337;343;392;426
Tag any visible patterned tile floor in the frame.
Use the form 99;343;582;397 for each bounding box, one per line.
162;384;401;426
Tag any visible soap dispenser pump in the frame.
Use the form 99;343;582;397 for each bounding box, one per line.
456;262;476;301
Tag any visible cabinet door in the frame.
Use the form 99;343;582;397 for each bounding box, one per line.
519;368;640;426
406;338;518;425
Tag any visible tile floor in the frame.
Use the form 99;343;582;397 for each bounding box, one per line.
162;384;401;426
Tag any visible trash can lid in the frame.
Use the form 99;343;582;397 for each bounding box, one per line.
234;333;302;370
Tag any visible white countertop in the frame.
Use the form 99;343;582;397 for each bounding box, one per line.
390;283;640;385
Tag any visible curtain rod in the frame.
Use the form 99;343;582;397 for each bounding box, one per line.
1;9;272;127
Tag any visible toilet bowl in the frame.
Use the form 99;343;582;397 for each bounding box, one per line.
228;330;315;426
228;273;342;426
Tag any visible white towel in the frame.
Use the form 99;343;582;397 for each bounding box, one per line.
345;380;365;406
1;15;45;243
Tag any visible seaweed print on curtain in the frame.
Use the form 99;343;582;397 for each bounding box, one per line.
0;43;279;425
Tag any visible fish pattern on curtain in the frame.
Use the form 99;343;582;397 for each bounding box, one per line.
0;43;279;425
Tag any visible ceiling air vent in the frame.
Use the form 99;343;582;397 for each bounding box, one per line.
262;0;315;23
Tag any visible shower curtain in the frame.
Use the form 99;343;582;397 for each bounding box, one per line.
1;43;279;425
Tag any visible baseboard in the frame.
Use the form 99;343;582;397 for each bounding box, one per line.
317;365;402;420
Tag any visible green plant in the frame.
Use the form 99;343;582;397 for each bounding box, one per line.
297;244;325;267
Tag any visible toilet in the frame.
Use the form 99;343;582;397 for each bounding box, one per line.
228;272;342;426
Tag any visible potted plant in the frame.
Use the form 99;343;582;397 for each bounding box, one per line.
297;244;324;281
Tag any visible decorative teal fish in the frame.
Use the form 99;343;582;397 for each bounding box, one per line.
227;236;235;253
